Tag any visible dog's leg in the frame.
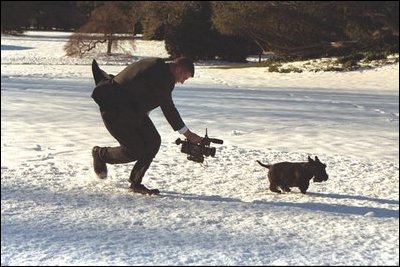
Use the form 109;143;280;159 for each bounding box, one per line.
281;186;291;192
269;183;282;193
299;182;309;194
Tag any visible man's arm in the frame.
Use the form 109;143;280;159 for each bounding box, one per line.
160;94;203;144
160;96;185;131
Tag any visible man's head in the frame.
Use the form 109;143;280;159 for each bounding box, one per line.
170;57;194;84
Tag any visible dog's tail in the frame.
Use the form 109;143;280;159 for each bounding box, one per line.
256;160;271;169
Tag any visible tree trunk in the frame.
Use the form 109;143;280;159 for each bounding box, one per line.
107;38;113;55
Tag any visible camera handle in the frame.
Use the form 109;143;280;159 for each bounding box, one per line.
202;128;223;145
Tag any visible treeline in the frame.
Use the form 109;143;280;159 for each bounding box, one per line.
1;1;97;32
2;1;398;61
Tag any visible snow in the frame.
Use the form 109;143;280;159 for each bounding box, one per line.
1;31;399;265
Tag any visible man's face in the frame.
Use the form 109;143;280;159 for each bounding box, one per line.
175;68;192;84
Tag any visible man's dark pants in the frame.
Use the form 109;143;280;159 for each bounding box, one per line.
98;106;161;185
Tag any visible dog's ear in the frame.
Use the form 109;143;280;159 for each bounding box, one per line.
315;156;320;163
308;156;314;162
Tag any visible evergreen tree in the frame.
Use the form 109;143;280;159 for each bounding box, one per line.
164;1;258;61
140;1;170;40
1;1;36;33
212;1;399;59
164;2;216;59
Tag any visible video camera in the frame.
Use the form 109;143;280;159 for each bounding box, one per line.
175;129;223;163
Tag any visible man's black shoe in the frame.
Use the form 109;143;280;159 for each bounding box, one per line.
92;146;107;179
130;184;160;195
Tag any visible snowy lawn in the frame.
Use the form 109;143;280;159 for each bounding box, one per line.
1;31;399;265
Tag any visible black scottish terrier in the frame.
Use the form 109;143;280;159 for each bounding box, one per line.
257;156;329;194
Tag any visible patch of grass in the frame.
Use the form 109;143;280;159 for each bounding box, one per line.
337;53;364;64
268;65;280;72
215;62;265;69
210;52;398;72
363;51;387;62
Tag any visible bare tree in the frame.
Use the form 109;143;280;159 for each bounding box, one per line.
64;1;139;57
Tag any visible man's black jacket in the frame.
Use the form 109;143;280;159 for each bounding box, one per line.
92;58;185;131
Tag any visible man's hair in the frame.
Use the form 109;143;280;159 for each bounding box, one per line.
173;57;195;77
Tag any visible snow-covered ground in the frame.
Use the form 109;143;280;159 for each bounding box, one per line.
1;31;399;265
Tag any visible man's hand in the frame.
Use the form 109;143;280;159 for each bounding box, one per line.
183;129;203;144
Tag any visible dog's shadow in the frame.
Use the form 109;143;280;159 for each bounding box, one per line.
255;191;399;218
307;191;399;205
162;190;399;219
